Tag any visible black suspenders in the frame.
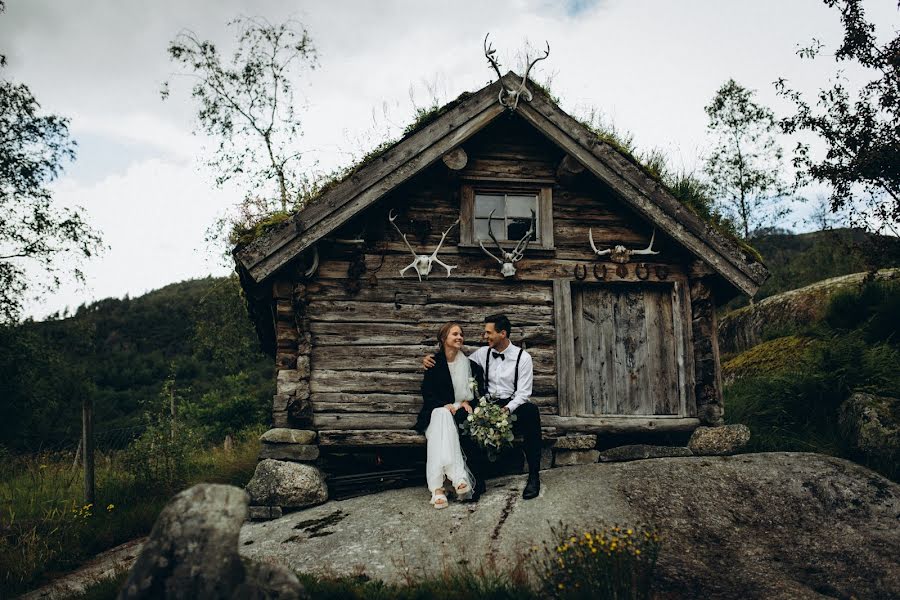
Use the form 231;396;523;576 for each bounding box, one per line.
485;346;523;399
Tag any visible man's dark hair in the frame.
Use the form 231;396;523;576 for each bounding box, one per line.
484;313;512;338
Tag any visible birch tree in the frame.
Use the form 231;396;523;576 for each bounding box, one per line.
704;79;794;239
163;17;317;215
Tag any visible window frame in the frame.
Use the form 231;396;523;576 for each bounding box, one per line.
459;182;554;251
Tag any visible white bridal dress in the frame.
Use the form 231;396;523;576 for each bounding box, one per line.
425;355;475;495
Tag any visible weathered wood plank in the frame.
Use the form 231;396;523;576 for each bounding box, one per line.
313;413;417;430
631;288;651;415
311;345;555;374
314;404;557;430
572;284;586;415
305;280;553;305
315;254;685;283
309;322;556;347
552;280;576;416
673;281;696;416
319;430;426;447
644;288;678;415
461;157;555;180
318;425;561;447
586;286;616;415
305;301;552;325
310;369;557;395
310;393;559;413
543;415;701;434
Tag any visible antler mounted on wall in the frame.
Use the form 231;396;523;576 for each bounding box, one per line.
588;228;660;264
479;209;535;277
483;34;550;111
388;210;459;281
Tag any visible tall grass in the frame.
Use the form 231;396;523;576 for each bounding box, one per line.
0;426;262;597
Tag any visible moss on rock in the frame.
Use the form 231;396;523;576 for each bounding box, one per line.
723;335;819;384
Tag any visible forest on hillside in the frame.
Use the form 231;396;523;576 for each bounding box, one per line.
0;276;273;452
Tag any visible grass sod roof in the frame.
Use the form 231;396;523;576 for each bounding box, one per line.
229;91;475;252
234;72;768;295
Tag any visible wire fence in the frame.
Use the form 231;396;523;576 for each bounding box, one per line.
6;425;147;463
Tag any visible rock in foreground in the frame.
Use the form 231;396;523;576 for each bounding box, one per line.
119;483;305;599
240;453;900;599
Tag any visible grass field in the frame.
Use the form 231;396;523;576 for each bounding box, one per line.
0;426;262;597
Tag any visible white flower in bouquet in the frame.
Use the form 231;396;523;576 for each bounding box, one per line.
459;394;517;462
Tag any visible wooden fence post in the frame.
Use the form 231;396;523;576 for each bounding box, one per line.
82;395;95;506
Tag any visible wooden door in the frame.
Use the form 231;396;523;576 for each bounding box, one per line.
572;283;687;416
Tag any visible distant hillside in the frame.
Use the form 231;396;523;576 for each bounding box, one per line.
727;228;900;309
0;276;274;452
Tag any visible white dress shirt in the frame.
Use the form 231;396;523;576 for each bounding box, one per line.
469;343;533;413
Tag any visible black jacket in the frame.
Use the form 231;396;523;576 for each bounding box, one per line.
414;350;486;433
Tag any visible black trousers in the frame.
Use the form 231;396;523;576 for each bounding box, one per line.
454;401;542;482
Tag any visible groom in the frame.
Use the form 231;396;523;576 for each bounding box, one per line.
424;313;542;500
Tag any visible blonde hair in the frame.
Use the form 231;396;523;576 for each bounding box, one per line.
436;322;464;352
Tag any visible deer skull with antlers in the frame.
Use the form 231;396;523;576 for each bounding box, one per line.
589;228;660;263
388;210;459;281
483;34;550;111
479;209;535;277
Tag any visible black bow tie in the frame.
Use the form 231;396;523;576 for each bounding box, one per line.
492;352;505;360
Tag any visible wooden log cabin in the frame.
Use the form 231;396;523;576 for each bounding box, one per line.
234;72;768;474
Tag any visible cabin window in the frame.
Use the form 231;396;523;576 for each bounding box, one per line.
474;193;538;243
460;184;554;250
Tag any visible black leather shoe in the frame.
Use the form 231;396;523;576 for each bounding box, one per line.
465;479;487;502
522;473;540;500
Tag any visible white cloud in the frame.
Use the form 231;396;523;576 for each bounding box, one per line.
70;112;202;161
25;158;238;319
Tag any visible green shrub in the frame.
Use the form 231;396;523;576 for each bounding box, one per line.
825;278;900;343
123;376;200;494
536;524;661;600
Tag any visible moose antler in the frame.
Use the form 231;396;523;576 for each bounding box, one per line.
631;228;659;256
482;34;550;110
484;31;506;96
516;41;550;105
589;227;659;264
388;210;459;281
479;209;536;277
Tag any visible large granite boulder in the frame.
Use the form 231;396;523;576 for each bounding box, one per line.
718;268;900;355
245;459;328;508
239;453;900;599
688;424;751;455
840;392;900;462
119;483;305;599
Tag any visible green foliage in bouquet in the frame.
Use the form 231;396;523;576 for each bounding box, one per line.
459;396;517;462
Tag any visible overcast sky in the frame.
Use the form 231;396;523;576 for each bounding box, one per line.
2;0;897;319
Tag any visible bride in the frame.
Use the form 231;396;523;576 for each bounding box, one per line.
414;322;486;509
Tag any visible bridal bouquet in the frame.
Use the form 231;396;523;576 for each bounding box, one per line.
460;379;517;462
